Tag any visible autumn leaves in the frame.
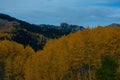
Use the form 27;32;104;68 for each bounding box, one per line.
0;26;120;80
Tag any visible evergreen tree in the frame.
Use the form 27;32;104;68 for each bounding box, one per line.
96;56;119;80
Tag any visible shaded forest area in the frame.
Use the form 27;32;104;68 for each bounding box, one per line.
0;13;84;51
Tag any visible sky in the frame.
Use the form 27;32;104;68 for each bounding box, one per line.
0;0;120;27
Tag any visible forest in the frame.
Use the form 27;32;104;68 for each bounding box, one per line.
1;0;120;79
0;13;84;51
0;25;120;80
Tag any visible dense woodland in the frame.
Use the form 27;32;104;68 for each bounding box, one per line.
0;14;120;80
0;26;120;80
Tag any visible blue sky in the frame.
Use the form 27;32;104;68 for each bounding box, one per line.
0;0;120;27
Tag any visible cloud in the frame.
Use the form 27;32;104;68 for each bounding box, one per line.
0;0;120;27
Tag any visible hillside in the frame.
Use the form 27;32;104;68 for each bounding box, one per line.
0;13;85;51
0;13;120;80
0;26;120;80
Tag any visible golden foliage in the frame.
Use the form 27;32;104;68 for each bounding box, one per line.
0;40;35;80
25;26;120;80
1;26;120;80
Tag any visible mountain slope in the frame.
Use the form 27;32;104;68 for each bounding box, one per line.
0;13;85;51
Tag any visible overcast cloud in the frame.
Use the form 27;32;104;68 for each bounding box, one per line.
0;0;120;27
